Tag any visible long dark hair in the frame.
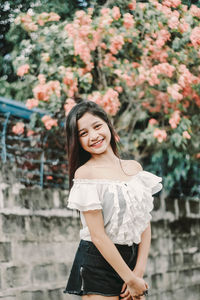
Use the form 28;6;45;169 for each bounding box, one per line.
65;100;119;189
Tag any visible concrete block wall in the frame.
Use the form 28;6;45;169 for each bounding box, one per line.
0;166;200;300
0;166;80;300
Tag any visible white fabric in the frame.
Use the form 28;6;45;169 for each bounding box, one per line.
67;171;162;246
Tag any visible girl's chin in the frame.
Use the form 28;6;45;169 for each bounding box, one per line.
88;144;107;154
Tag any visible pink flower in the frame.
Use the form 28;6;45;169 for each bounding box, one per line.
27;130;35;137
179;19;189;33
63;70;74;85
26;98;39;109
41;115;58;130
37;19;45;26
139;3;146;10
75;10;86;19
12;122;25;135
132;62;140;68
123;13;134;29
89;89;120;116
88;91;102;104
190;27;200;48
182;131;191;139
64;98;76;116
114;86;123;93
110;35;124;54
157;63;175;77
103;53;117;67
38;74;46;84
190;5;200;18
128;1;136;10
168;15;179;30
99;15;113;28
112;6;121;20
167;84;183;101
169;110;181;129
178;64;199;88
33;84;50;101
149;118;158;126
162;0;181;8
101;88;120;116
17;64;30;76
48;12;60;22
155;29;171;48
65;23;75;37
153;128;167;143
100;8;110;15
88;8;94;15
24;22;38;32
100;42;107;50
196;153;200;159
140;63;175;86
20;14;32;24
121;73;134;87
63;71;78;97
47;80;61;97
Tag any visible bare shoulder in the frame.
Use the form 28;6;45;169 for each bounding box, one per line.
74;164;90;179
122;159;143;174
74;161;95;179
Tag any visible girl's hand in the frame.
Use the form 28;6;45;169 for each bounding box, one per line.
127;276;148;298
120;282;131;300
120;275;148;300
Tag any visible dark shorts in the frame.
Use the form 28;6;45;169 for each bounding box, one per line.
63;239;138;297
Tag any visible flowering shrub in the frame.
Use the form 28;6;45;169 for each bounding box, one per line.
11;0;200;195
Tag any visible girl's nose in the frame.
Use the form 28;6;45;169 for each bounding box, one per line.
89;130;99;141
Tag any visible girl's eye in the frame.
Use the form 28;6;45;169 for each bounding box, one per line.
79;131;87;137
95;124;102;129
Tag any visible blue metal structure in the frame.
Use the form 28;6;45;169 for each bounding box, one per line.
0;96;48;120
0;97;68;189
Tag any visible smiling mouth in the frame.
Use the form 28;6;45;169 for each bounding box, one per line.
90;138;104;147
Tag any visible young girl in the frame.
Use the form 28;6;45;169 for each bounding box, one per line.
63;100;162;300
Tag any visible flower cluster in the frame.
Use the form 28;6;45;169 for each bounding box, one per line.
65;10;100;69
33;75;61;102
88;88;120;116
13;0;200;159
41;115;58;130
12;122;25;135
15;12;60;32
17;64;30;77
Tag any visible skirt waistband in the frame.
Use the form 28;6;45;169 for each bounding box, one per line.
79;239;138;256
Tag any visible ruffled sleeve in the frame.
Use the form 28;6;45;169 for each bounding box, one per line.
67;180;102;211
138;171;162;195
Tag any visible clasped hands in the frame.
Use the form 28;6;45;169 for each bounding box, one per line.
120;270;148;300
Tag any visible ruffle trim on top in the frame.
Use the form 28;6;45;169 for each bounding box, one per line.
107;171;162;246
67;183;102;211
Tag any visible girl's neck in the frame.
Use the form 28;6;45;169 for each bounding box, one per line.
89;147;119;166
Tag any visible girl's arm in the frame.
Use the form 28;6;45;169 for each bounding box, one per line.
83;209;148;297
120;223;151;299
133;223;151;277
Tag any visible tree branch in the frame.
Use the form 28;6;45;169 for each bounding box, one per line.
103;0;115;8
97;46;108;90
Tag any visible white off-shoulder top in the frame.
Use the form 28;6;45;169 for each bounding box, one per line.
67;171;162;246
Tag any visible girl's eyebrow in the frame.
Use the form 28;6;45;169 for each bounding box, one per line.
78;121;101;132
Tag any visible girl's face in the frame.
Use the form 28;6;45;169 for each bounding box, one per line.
77;112;111;155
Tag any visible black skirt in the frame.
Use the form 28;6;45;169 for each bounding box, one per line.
63;239;138;297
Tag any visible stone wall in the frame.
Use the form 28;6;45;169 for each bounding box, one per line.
0;166;200;300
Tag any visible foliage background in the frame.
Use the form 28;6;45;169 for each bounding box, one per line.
0;0;200;197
